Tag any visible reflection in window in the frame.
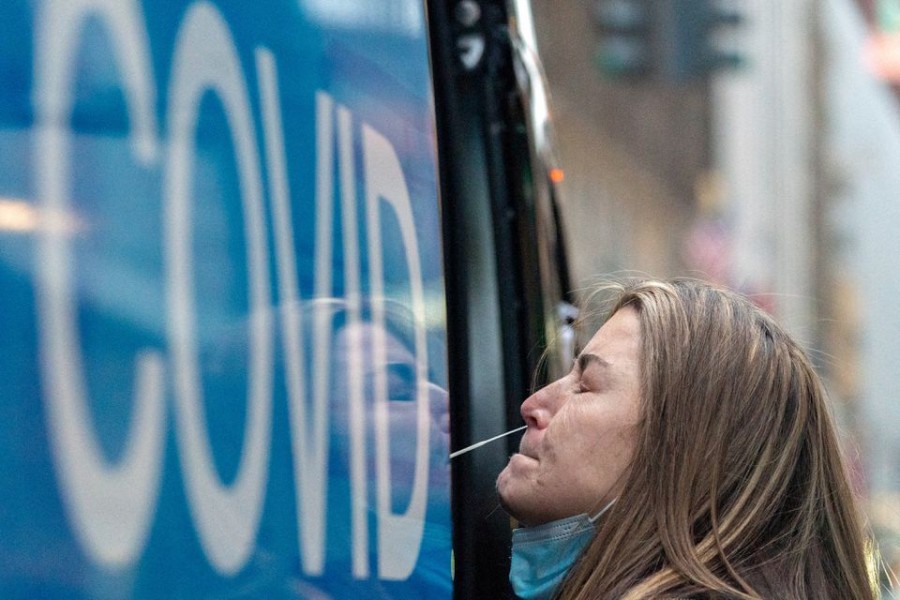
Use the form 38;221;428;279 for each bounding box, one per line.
298;0;423;37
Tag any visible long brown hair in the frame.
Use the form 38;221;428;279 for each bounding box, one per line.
557;278;876;599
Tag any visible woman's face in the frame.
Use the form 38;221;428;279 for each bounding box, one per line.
496;307;642;526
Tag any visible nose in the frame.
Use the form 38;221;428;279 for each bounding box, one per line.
520;380;559;430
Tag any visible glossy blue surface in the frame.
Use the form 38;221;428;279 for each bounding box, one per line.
0;1;450;597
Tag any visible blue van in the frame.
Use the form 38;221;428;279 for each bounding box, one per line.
0;0;573;597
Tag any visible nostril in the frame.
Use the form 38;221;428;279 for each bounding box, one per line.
520;393;544;429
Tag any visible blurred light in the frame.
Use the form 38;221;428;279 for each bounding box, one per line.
549;168;565;183
457;34;485;71
0;198;40;233
593;0;745;83
592;0;650;79
876;0;900;32
864;33;900;81
594;37;649;77
454;0;481;28
0;197;85;235
298;0;423;36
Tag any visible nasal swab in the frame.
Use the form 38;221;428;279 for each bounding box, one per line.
449;425;527;459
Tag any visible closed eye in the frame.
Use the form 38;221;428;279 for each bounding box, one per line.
575;353;611;393
572;380;591;395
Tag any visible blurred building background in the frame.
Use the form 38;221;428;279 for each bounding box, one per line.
529;0;900;593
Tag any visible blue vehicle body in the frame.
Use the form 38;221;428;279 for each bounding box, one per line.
0;0;453;596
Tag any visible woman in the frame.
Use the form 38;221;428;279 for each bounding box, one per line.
496;278;877;599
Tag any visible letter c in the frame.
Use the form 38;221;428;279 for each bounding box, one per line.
33;0;164;568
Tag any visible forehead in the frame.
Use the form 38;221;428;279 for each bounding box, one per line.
581;306;642;364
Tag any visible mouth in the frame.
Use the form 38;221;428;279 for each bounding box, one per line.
514;445;538;462
517;434;539;461
505;452;538;472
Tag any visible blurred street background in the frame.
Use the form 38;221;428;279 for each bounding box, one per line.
530;0;900;592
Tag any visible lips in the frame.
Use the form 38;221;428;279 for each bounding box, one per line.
517;435;539;461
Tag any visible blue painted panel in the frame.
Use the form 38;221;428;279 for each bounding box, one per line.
0;1;451;597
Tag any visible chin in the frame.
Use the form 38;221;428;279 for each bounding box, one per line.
496;469;521;517
498;497;534;525
496;463;551;525
497;485;537;525
497;491;515;518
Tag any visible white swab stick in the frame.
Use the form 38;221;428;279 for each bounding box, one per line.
450;425;527;459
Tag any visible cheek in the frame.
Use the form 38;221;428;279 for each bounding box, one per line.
500;404;640;523
549;409;638;482
550;404;612;451
585;424;638;491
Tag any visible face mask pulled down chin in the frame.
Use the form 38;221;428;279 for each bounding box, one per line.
509;501;615;600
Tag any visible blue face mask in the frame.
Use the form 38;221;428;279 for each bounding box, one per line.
508;502;614;600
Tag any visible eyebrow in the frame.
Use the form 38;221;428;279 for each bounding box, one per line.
576;353;611;374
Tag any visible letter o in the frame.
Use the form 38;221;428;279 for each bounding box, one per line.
163;2;273;575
